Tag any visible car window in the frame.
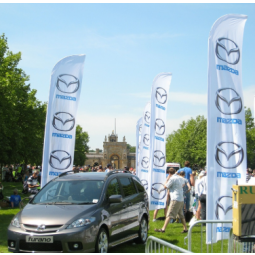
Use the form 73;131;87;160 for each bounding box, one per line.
132;177;145;193
106;178;121;199
119;177;137;197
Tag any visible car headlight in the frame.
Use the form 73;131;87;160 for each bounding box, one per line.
11;217;20;228
67;217;95;229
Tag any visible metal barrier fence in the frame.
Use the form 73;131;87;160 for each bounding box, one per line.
184;220;232;253
145;235;191;253
232;240;255;253
228;229;255;253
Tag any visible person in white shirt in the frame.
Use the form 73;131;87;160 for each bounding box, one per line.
154;168;188;233
153;171;172;222
198;173;207;220
195;171;205;219
105;164;112;173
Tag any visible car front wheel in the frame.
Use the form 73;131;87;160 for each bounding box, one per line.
96;227;109;253
136;216;148;243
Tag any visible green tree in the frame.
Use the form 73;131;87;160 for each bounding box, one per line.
74;125;89;166
20;95;47;167
0;35;45;166
166;115;207;168
0;34;27;164
0;34;47;168
166;109;255;169
127;144;136;153
245;108;255;168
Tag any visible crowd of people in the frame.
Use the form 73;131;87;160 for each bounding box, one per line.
72;163;136;175
1;162;254;215
246;167;255;183
153;162;255;234
153;161;207;233
1;164;42;184
0;164;42;208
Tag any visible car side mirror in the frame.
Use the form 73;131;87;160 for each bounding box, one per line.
29;195;35;201
109;195;122;203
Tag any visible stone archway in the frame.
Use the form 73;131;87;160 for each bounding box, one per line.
110;154;119;169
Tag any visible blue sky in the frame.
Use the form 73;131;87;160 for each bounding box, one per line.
0;3;254;149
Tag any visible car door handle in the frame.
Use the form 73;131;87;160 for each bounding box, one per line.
123;204;127;208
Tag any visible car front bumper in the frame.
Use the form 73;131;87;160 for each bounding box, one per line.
8;224;98;253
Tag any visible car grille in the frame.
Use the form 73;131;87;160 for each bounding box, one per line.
19;240;62;252
23;224;63;233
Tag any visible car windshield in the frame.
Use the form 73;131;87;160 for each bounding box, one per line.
166;166;179;172
31;180;104;205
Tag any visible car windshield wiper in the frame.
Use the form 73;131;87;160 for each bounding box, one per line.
53;202;76;205
36;202;75;205
77;202;96;205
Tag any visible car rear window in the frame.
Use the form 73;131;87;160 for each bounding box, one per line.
119;177;137;197
132;177;145;193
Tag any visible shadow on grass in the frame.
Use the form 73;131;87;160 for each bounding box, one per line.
160;238;179;245
0;213;17;252
156;216;166;221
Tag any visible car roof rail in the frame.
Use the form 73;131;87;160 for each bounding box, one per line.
106;169;132;177
58;170;74;178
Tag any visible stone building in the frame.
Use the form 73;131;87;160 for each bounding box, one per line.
85;131;136;169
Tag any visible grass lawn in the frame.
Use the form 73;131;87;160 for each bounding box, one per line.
0;182;228;253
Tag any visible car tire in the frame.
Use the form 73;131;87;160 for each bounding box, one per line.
136;216;148;244
96;227;109;253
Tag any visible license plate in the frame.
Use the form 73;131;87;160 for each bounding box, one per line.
26;235;53;243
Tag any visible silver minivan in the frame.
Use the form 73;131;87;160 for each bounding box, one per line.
8;171;149;253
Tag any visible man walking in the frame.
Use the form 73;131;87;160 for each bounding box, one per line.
154;168;188;233
177;161;194;211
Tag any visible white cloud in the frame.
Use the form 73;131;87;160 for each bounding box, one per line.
76;110;194;150
76;112;140;150
83;32;184;50
81;86;255;150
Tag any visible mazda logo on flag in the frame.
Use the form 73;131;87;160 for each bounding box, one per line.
153;150;165;167
141;156;149;169
215;37;240;65
215;196;232;220
197;181;205;196
155;87;167;104
143;134;150;146
141;179;148;190
52;112;75;131
215;142;244;169
139;124;142;133
215;88;242;115
151;183;166;200
144;111;150;124
49;150;72;170
155;118;165;135
56;74;79;94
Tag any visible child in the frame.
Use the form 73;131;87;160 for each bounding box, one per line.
10;189;22;208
